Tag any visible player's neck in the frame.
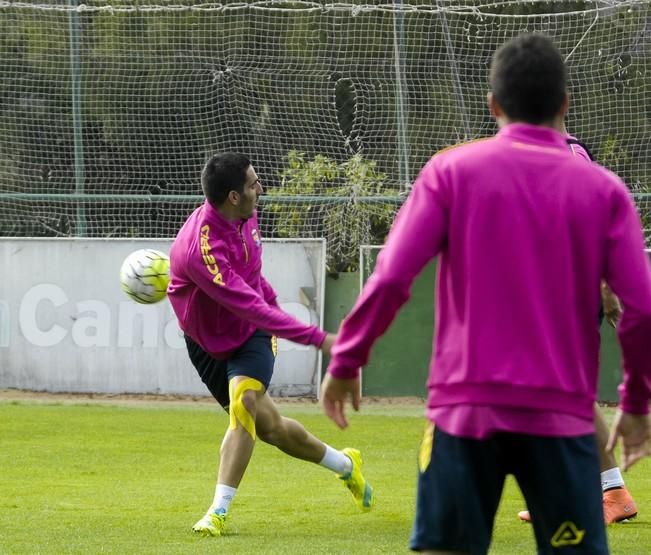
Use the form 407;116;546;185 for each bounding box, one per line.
215;203;241;221
498;115;566;134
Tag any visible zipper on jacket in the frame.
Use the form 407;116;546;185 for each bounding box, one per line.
238;223;249;263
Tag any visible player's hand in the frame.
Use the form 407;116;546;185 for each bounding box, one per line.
320;333;337;357
320;372;361;430
601;282;622;328
606;410;651;471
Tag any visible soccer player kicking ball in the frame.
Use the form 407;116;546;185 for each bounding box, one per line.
321;34;651;555
167;152;374;537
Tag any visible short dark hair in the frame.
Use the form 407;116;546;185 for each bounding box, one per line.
489;34;567;124
201;152;251;206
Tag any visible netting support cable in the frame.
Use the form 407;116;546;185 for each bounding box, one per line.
393;1;411;192
437;0;472;141
0;193;407;204
2;191;648;205
69;0;86;237
564;3;600;63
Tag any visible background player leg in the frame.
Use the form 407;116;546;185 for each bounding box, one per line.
518;404;638;524
215;378;259;488
594;405;638;523
255;392;374;511
194;385;374;537
192;375;262;536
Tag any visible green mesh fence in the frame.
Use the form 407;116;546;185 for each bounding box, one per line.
0;1;648;270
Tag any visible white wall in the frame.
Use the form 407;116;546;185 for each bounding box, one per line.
0;238;325;396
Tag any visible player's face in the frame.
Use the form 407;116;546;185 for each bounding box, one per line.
237;166;263;220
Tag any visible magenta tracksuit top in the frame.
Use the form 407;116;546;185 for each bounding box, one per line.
168;201;326;358
328;124;651;436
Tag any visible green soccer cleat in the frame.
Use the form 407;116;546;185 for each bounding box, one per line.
192;509;227;537
340;448;375;511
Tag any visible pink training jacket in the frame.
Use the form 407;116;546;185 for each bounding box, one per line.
168;201;326;358
328;123;651;429
566;135;593;162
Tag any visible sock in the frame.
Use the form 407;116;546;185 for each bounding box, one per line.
319;445;353;476
601;467;625;492
210;484;237;514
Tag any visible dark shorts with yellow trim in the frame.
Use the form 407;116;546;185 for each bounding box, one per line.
410;424;608;555
184;330;276;411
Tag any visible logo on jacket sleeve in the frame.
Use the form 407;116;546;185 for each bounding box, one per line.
251;229;261;247
200;225;225;286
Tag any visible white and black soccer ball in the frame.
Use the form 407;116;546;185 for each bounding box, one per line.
119;249;170;304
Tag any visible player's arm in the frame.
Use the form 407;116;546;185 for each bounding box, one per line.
186;243;326;348
328;158;448;379
601;281;622;328
602;181;651;469
603;183;651;412
566;134;624;326
322;159;448;428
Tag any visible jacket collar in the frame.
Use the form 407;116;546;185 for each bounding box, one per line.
497;122;569;151
201;200;247;232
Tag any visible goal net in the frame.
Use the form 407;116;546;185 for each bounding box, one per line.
0;0;648;270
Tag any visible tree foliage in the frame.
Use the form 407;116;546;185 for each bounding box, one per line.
0;1;648;257
266;150;398;271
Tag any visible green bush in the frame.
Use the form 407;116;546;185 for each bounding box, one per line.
266;151;401;272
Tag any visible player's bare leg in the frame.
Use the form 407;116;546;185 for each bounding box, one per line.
194;385;374;537
594;404;638;523
594;403;618;471
192;376;263;536
256;392;374;510
255;393;328;462
215;382;260;487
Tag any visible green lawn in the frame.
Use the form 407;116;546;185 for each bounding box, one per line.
0;399;648;554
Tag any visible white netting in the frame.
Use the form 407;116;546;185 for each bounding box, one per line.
0;1;648;270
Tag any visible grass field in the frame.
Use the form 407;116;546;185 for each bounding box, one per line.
0;397;649;554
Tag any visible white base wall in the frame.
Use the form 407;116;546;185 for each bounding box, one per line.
0;238;325;396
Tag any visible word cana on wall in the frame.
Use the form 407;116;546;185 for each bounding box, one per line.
4;283;182;349
0;283;314;351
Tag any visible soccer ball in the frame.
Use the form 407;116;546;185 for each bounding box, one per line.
119;249;170;304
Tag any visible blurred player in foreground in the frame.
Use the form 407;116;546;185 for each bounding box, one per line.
518;133;637;525
168;152;374;537
321;34;651;554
